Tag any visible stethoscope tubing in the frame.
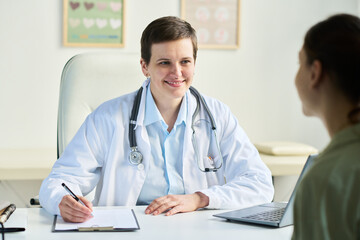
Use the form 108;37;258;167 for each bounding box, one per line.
129;87;143;148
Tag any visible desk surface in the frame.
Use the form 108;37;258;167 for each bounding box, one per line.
5;206;293;240
0;148;307;180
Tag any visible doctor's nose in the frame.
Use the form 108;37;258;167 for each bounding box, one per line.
170;63;182;78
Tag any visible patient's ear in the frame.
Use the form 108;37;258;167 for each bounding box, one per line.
140;58;149;77
310;60;323;88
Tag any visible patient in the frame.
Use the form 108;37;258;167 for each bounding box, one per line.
292;14;360;239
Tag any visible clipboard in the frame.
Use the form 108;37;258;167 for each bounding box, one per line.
52;208;140;232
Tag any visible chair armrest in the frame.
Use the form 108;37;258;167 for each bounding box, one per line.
30;195;40;205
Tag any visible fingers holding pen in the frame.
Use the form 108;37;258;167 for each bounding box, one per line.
78;196;93;211
65;195;93;214
59;195;93;223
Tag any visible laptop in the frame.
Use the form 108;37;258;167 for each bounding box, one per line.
213;154;317;227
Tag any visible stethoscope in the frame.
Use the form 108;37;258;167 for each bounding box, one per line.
129;86;224;172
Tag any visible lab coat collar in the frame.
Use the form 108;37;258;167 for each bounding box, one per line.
132;79;150;129
144;84;163;126
176;93;187;127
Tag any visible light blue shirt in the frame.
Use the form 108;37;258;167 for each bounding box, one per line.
136;85;187;205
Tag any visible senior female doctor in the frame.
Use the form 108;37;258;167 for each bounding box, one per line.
39;16;274;223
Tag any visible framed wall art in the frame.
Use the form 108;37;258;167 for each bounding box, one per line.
181;0;240;49
63;0;125;47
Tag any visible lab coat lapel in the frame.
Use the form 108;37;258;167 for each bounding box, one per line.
136;79;151;175
131;79;151;200
122;79;151;204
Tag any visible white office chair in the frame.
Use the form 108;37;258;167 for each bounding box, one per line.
58;52;145;157
31;52;145;205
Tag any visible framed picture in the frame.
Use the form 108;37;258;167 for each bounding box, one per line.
63;0;126;47
181;0;240;49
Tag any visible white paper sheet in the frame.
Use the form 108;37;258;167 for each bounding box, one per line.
54;208;139;231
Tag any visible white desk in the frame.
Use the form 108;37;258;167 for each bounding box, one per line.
5;206;293;240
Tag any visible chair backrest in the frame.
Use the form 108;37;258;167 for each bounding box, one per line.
58;52;145;158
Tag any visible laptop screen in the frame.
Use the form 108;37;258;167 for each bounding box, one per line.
280;154;317;225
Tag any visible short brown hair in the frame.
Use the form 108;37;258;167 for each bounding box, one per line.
140;16;198;65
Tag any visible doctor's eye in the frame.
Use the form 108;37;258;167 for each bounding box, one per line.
181;60;191;64
158;61;170;65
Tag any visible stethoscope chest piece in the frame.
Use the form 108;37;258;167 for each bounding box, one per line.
129;147;143;165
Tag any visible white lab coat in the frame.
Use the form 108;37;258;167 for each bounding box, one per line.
39;80;274;215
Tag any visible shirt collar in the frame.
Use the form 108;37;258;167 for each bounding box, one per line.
176;93;187;127
144;84;187;128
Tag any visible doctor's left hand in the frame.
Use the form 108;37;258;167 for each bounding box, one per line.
145;192;209;216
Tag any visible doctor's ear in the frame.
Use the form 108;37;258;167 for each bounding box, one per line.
310;60;323;88
140;58;149;78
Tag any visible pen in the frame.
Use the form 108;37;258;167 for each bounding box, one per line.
61;183;93;215
1;228;25;233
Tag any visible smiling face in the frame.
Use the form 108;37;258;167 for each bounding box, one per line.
140;38;195;106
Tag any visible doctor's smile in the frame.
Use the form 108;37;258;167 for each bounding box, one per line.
164;80;186;87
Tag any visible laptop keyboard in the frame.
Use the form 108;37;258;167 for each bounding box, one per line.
243;208;285;222
262;202;287;208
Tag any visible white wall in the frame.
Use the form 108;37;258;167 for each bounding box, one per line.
0;0;358;153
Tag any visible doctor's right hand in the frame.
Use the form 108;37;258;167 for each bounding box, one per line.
59;195;93;223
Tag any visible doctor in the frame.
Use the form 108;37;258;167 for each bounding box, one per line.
39;16;274;223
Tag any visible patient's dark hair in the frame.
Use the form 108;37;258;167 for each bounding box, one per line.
140;16;198;65
303;14;360;122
